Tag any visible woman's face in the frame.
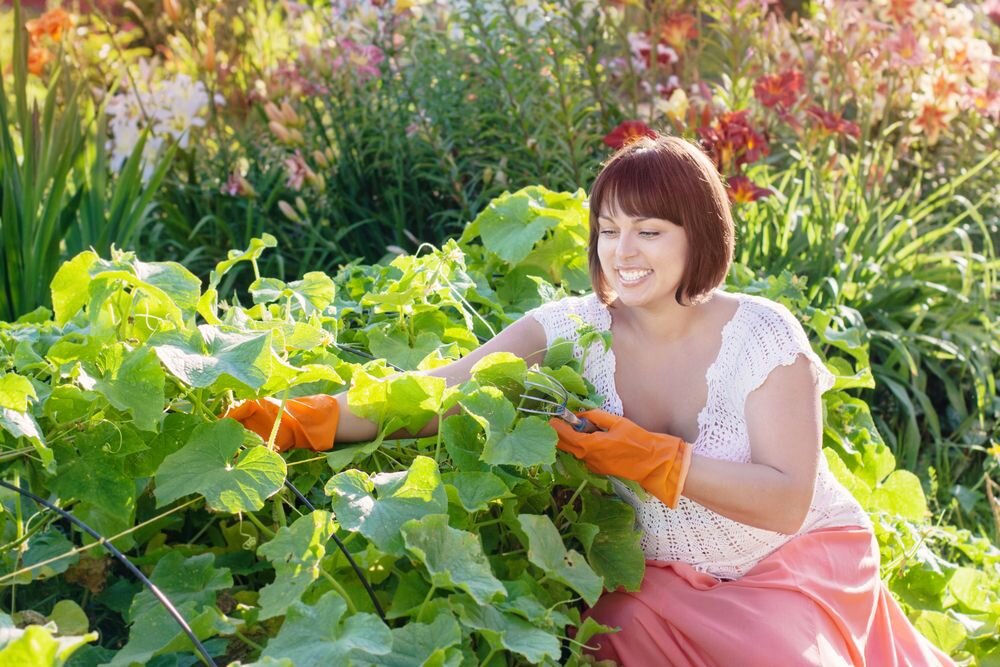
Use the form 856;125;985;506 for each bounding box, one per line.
596;201;689;308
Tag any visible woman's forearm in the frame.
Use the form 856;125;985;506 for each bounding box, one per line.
680;454;816;535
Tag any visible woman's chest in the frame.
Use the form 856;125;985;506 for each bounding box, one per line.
610;339;721;444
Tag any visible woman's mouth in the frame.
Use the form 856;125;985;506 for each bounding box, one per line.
617;269;653;285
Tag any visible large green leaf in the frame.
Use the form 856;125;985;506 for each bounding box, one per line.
0;612;96;666
152;326;271;390
93;344;166;431
367;329;442;371
50;250;98;325
259;591;390;665
454;599;561;664
578;494;645;591
154;419;286;512
112;552;232;667
257;510;337;620
401;513;506;605
518;514;603;605
481;417;556;468
442;471;511;512
325;456;447;555
459;385;555;466
0;373;36;411
366;611;463;667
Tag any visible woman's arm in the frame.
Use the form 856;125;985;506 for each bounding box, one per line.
333;314;548;443
679;355;823;535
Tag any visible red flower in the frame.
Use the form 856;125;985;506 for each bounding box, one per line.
660;13;698;50
26;8;71;45
753;70;804;110
697;110;769;172
27;47;53;75
805;106;861;138
728;175;772;203
603;120;658;150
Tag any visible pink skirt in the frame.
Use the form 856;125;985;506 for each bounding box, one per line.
582;525;956;666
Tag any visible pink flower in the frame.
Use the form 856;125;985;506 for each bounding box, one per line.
333;40;385;82
987;0;1000;27
602;120;658;150
886;26;926;68
284;151;311;191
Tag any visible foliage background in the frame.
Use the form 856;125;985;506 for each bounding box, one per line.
0;0;997;665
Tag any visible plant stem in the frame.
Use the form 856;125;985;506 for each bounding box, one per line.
245;511;276;541
234;630;264;652
415;584;437;623
320;569;358;614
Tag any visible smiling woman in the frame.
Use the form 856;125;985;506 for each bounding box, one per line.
533;135;956;666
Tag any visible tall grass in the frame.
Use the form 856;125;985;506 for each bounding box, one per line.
737;142;999;530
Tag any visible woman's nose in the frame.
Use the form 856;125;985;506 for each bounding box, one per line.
615;233;637;258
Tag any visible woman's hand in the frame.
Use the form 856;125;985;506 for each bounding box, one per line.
223;395;340;452
550;410;692;508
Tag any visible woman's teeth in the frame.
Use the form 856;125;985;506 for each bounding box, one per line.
618;269;652;283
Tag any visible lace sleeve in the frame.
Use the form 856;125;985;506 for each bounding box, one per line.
738;297;835;400
525;294;600;361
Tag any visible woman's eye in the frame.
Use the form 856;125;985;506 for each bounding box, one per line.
599;229;618;236
639;231;659;238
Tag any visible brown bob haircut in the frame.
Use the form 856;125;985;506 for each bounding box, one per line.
588;134;734;306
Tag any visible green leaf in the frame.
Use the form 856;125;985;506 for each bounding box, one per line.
578;494;645;591
259;591;390;664
51;454;135;545
51;251;98;325
152;326;271;390
518;514;603;605
574;615;619;647
0;373;36;412
401;514;506;605
94;345;166;431
469;352;527;401
133;260;201;316
0;615;97;666
912;609;967;655
155;420;286;513
348;371;448;437
948;567;994;613
0;407;49;467
113;552;231;667
454;599;561;663
366;611;463;667
21;529;78;582
368;329;442;371
209;234;277;290
441;414;489;472
871;470;927;521
325;456;447;555
442;472;511;512
49;600;90;635
257;511;337;620
481;416;557;468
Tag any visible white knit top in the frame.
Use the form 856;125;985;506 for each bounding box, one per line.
528;291;871;580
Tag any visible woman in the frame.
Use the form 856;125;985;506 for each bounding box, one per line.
228;135;954;666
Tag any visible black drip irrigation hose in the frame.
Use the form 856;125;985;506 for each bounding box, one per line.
282;480;386;622
0;479;218;667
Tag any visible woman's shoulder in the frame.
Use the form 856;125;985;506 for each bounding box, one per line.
527;292;607;323
526;292;609;343
725;291;834;395
726;292;810;343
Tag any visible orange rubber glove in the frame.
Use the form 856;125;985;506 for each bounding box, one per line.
549;409;692;509
223;395;339;452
